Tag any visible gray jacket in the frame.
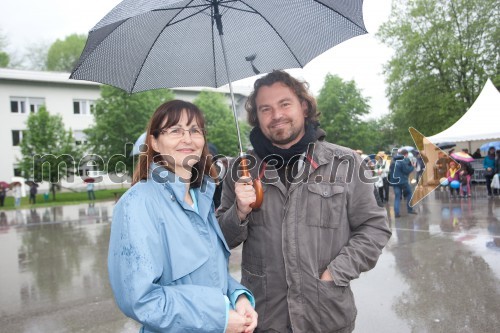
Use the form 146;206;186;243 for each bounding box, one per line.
217;141;391;333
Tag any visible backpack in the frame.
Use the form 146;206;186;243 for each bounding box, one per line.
388;160;396;186
388;155;404;186
466;162;474;176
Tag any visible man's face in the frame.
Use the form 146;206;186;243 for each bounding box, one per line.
255;82;307;149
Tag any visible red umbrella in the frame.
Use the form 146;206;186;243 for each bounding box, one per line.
451;152;474;163
83;178;95;183
0;181;9;189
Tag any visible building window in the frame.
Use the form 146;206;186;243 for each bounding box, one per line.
10;97;45;114
12;130;24;146
14;168;22;177
73;100;95;115
11;99;26;113
73;130;88;146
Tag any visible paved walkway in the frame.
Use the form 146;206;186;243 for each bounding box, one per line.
0;194;499;332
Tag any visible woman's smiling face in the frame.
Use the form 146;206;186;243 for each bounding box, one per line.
151;110;205;178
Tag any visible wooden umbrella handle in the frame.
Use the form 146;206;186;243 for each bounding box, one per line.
240;157;264;209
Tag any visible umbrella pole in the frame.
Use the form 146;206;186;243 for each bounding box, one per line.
218;33;245;157
215;6;263;209
214;4;245;157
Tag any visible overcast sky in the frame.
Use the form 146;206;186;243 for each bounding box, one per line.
0;0;393;118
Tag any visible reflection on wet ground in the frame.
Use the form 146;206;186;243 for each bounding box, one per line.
0;195;499;332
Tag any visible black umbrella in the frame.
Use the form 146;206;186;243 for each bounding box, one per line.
25;180;39;187
436;142;456;150
71;0;367;208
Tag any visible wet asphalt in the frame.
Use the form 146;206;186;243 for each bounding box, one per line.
0;188;499;333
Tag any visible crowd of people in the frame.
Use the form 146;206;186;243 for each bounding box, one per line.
352;141;500;222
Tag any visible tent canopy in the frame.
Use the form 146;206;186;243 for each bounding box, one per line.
427;79;500;143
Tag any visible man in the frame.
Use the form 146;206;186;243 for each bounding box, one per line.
29;183;37;205
217;70;391;333
472;148;482;159
390;149;417;217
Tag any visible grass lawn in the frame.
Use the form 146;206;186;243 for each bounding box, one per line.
0;188;129;211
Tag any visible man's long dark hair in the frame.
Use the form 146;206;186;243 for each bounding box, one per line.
245;70;320;127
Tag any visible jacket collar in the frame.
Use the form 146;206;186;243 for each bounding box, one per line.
149;163;215;218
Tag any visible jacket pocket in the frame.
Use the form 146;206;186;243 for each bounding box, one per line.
317;279;356;330
241;254;267;326
305;183;345;228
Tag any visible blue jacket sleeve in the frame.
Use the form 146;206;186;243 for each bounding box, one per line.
108;193;226;333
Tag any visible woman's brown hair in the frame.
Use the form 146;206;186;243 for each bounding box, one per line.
132;100;218;187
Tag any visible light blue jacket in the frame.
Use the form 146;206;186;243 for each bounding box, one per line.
108;164;252;332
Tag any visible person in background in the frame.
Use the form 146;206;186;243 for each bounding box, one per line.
29;183;37;205
459;161;473;198
87;182;96;201
472;148;482;159
392;149;417;217
446;161;460;198
217;70;391;333
108;100;257;333
413;151;426;184
0;186;6;207
494;150;500;196
483;147;496;197
375;151;390;203
436;151;449;189
13;183;22;208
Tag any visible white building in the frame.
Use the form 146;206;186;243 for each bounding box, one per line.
0;68;249;190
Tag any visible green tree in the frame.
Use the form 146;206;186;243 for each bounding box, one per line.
361;115;399;153
84;86;174;178
19;107;80;200
378;0;499;142
194;90;250;156
46;33;86;72
24;42;50;70
317;74;373;151
0;29;10;67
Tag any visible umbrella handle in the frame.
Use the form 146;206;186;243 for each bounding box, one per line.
240;157;264;209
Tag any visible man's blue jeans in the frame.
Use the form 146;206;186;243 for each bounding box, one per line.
394;183;414;216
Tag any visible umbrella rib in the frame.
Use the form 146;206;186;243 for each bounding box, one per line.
130;1;211;92
238;0;304;67
312;0;367;33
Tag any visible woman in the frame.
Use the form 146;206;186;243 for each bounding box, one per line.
494;150;500;196
483;147;496;196
446;161;460;198
108;100;257;333
375;151;389;203
459;161;473;198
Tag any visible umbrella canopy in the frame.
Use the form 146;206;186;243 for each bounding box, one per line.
71;0;367;210
71;0;367;93
451;152;474;163
436;142;456;150
84;178;96;183
25;180;39;187
0;181;9;189
480;141;500;152
399;146;415;152
8;181;22;189
130;132;147;156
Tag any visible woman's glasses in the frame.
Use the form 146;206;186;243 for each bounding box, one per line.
159;127;205;138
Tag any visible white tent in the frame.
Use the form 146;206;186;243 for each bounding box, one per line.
427;79;500;143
